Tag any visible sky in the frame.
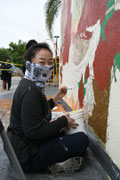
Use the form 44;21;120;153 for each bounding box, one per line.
0;0;61;56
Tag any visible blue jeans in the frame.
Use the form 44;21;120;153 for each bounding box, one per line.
22;132;89;173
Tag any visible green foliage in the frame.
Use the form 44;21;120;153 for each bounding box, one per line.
45;0;61;39
0;48;10;61
8;40;26;65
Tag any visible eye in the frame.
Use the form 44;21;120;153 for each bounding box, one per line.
48;62;53;65
39;62;45;65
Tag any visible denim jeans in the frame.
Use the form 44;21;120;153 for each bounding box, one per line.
22;132;89;173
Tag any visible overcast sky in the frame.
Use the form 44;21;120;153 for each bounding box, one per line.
0;0;61;55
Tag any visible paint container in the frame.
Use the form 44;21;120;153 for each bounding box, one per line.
52;106;58;110
65;110;87;135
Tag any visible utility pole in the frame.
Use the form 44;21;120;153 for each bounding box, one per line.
38;32;40;42
54;36;60;86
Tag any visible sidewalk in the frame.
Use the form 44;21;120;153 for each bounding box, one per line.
0;77;21;99
0;99;12;130
0;77;21;130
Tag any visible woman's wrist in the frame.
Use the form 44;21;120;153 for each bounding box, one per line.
53;95;60;104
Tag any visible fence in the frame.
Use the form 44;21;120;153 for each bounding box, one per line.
46;56;59;87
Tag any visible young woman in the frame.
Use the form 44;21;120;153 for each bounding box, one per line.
7;43;89;173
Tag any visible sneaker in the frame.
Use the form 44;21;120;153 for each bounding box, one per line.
48;163;63;174
48;157;83;174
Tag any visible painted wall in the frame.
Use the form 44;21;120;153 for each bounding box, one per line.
60;0;120;167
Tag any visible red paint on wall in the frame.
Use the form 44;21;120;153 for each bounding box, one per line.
61;0;72;65
60;65;63;83
94;11;120;91
85;65;90;80
78;76;84;107
77;0;107;40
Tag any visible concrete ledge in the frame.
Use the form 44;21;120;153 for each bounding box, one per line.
88;130;120;180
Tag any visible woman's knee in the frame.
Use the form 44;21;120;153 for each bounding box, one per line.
75;132;89;149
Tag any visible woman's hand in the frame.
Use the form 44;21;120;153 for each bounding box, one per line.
50;118;57;123
64;113;79;129
50;113;79;129
53;86;67;104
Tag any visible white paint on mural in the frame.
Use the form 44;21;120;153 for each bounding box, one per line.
71;0;84;33
106;69;120;166
62;20;101;116
114;0;120;10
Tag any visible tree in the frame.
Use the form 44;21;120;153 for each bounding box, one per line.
45;0;61;39
0;48;10;62
8;40;26;65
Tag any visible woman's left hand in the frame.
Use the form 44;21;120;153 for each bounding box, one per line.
53;86;67;104
50;118;57;122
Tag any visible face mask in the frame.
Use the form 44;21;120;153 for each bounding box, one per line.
25;61;54;89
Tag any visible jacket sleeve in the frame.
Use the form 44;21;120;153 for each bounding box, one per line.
21;90;68;141
48;98;56;109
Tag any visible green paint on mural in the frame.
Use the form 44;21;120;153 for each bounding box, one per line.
78;80;81;88
100;0;115;41
106;0;114;10
113;62;117;82
114;53;120;71
83;76;87;95
78;76;87;95
112;53;120;82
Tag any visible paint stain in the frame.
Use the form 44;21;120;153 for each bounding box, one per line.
64;146;68;151
60;137;63;140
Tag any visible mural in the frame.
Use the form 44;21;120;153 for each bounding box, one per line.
60;0;120;167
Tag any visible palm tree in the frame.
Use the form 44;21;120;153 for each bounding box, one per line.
45;0;61;39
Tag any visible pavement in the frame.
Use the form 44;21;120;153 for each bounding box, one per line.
0;77;109;180
0;77;21;130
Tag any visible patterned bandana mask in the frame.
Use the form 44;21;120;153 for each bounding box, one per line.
25;61;54;89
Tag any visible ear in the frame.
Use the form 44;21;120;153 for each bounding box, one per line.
32;57;35;63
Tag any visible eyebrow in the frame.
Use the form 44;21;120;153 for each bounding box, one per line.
39;57;53;61
39;58;45;61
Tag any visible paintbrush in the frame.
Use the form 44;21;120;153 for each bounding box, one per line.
67;88;72;90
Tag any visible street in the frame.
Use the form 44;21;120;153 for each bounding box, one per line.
0;76;21;99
